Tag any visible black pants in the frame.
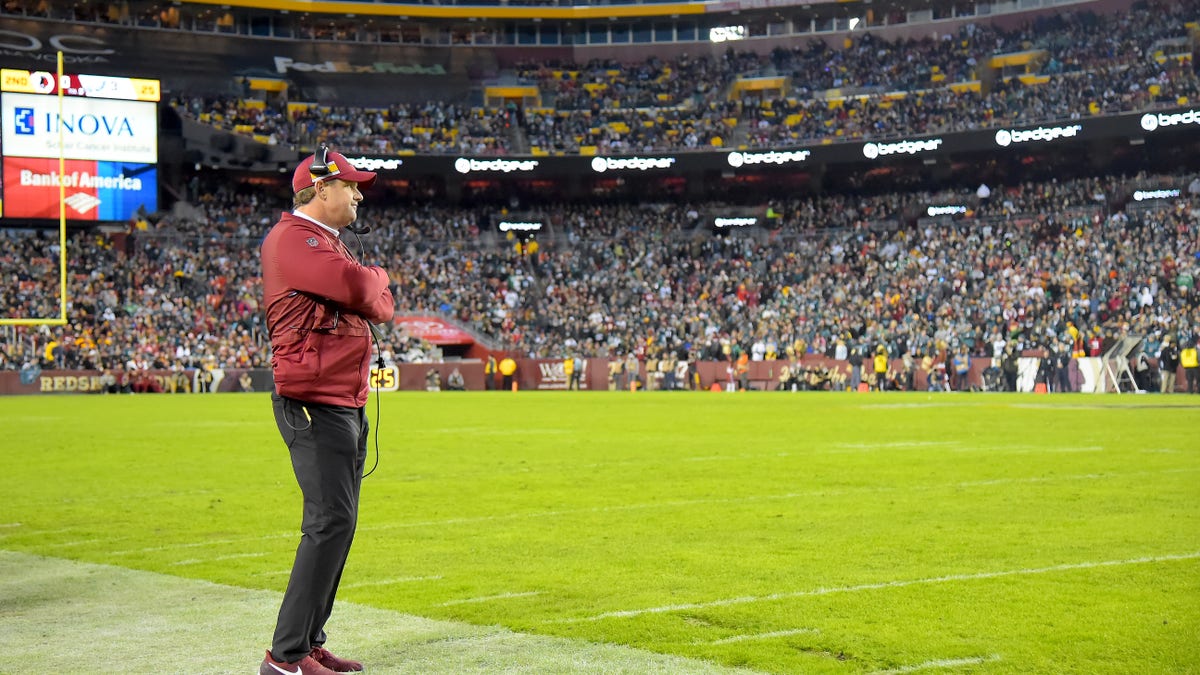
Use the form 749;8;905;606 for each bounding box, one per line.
1187;368;1200;394
271;394;367;663
1057;368;1071;393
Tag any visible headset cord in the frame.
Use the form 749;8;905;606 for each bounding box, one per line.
350;227;384;479
362;329;384;479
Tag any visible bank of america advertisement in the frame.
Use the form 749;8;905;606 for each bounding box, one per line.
2;92;157;163
2;157;156;220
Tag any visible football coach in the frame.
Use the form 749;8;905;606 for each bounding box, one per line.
258;148;395;675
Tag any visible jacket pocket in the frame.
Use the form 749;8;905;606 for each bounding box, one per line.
274;333;323;399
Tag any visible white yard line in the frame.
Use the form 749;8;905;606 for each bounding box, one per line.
109;532;295;555
170;551;270;566
440;590;543;606
0;526;77;539
341;575;443;589
833;441;958;449
40;538;103;549
872;654;1002;674
12;488;224;510
949;446;1104;454
707;628;820;645
250;569;292;578
554;552;1200;623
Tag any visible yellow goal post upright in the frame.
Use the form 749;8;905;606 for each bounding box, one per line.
1;52;68;329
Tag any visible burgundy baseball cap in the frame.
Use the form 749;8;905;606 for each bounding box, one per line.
292;150;377;192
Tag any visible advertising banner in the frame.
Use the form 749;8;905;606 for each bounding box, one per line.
394;315;477;345
2;359;1181;395
524;358;588;390
0;368;267;395
316;107;1200;181
2;156;156;220
2;92;157;162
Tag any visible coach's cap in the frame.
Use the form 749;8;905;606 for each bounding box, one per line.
292;150;377;193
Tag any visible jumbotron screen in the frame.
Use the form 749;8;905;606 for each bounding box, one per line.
0;68;159;221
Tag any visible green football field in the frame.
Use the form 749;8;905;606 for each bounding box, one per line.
2;392;1198;674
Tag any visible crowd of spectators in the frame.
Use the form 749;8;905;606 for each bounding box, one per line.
742;57;1198;147
175;96;517;156
4;173;1198;392
515;54;750;112
734;1;1199;146
372;173;1200;371
0;211;268;376
165;2;1198;154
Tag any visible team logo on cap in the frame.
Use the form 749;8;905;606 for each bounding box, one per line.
311;161;342;184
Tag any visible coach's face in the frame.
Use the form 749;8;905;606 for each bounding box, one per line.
315;178;364;229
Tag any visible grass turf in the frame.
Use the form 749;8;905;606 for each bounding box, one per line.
1;391;1198;674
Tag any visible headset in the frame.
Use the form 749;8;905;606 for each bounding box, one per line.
309;145;371;235
307;145;386;477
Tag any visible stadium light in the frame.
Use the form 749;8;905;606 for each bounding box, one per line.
709;25;745;43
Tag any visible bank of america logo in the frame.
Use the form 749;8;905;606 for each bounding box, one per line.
64;192;101;214
14;107;35;135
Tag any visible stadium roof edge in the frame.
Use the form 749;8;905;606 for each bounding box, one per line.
183;0;712;20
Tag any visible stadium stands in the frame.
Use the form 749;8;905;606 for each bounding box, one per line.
3;173;1198;377
152;3;1200;154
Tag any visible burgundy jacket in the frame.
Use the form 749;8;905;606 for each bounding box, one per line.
261;212;395;407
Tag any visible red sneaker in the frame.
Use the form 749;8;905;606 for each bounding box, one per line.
310;646;364;673
259;650;339;675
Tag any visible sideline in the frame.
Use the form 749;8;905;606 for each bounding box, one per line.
0;550;760;675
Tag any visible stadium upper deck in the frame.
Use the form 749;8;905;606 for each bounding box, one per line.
2;0;1113;51
0;0;1193;204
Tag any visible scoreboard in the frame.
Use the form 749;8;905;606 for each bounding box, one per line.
1;68;159;221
